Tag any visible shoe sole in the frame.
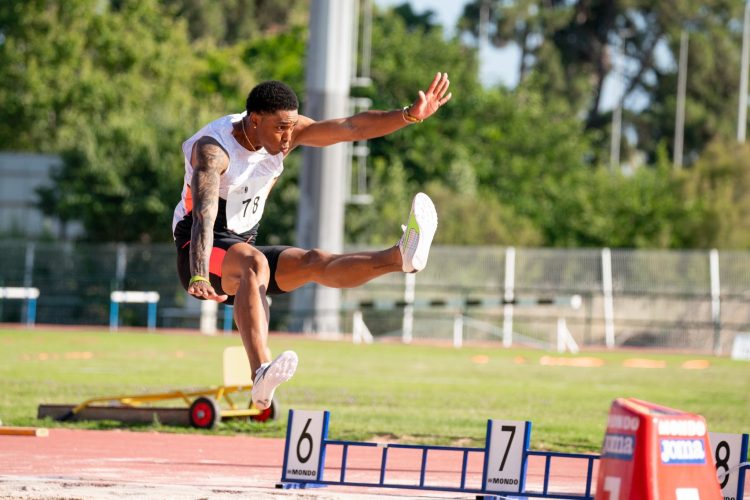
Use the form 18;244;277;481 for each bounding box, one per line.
252;351;298;410
410;193;438;272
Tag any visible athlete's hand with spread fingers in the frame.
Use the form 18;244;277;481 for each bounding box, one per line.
407;72;453;121
188;280;228;303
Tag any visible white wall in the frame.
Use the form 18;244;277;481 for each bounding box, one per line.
0;152;83;238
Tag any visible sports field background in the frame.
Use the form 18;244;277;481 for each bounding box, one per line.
2;327;747;453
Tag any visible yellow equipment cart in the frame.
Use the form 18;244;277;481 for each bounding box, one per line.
37;347;276;429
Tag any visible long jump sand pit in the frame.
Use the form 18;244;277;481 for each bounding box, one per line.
0;427;598;499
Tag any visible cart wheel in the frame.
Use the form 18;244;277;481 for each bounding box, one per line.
189;397;221;429
249;398;277;422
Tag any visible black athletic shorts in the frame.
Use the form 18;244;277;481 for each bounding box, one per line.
174;208;291;305
176;240;291;305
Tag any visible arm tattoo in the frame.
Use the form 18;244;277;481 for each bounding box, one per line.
190;138;228;278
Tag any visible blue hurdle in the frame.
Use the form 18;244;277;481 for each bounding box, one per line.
109;291;160;331
710;432;749;500
277;409;598;499
0;286;39;327
277;410;750;499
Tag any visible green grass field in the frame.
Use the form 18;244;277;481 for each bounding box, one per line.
1;327;748;453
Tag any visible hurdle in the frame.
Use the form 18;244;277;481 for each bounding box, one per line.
595;398;750;499
277;409;599;499
345;295;582;311
109;291;160;331
709;431;749;500
0;286;40;327
278;409;749;499
344;292;582;349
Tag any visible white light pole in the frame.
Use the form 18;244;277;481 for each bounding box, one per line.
478;0;490;83
610;93;623;172
673;30;688;169
738;1;750;142
292;0;356;335
610;33;626;172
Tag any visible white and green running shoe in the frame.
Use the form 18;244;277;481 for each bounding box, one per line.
398;193;438;273
251;350;298;411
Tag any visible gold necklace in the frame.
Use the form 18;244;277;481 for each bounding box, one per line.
240;117;257;152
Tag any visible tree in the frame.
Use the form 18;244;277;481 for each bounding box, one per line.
346;6;592;247
344;5;486;243
636;1;745;165
162;0;308;45
392;3;440;33
681;139;750;248
540;163;698;248
457;0;746;166
6;0;748;250
425;181;543;246
458;0;617;125
0;0;218;241
0;0;209;154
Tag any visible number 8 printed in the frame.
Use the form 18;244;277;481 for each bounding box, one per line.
714;440;730;489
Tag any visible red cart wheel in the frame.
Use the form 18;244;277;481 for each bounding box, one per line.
189;397;221;429
249;398;278;422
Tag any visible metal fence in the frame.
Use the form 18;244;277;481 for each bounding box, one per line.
349;247;750;354
1;240;748;354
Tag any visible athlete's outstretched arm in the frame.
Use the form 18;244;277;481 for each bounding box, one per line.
188;136;229;302
291;72;452;148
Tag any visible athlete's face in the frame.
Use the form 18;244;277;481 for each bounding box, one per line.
253;109;298;155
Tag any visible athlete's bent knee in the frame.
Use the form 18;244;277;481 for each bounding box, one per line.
226;245;269;279
242;252;270;279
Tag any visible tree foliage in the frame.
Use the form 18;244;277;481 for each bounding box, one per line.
162;0;308;45
458;0;746;166
1;0;749;250
0;0;212;241
344;8;525;245
682;140;750;248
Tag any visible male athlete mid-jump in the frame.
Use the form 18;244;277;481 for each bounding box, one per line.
173;73;452;410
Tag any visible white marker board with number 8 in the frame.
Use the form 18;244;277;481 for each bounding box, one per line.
483;420;531;493
709;432;748;500
282;410;329;482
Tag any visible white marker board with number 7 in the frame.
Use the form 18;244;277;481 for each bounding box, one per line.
282;409;329;482
483;420;531;493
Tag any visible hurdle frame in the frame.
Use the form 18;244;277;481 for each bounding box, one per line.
109;291;160;331
0;286;40;327
280;444;598;499
278;409;598;499
344;293;583;349
279;410;750;499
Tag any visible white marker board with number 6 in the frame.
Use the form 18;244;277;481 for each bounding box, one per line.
709;432;748;500
282;409;329;482
483;420;531;493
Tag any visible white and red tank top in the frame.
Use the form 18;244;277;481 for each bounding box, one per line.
172;112;284;240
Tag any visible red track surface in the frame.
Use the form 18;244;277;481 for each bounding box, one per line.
0;428;596;499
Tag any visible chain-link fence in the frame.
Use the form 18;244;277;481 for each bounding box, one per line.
1;240;747;354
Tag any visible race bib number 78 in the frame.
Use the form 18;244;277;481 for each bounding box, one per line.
225;174;276;233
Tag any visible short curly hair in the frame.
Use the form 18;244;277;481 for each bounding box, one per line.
245;81;299;115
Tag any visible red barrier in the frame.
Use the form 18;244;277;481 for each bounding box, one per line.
595;398;722;500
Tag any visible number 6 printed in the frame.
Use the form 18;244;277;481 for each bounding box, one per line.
296;418;313;464
281;409;328;482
